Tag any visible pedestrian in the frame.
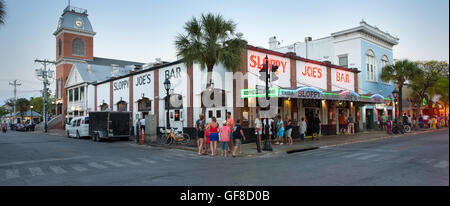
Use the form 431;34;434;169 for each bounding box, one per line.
254;114;262;149
285;116;293;145
206;117;219;156
432;116;437;129
204;123;210;154
2;121;7;133
423;114;429;128
219;120;231;157
140;117;146;133
381;114;387;131
232;119;246;157
412;115;417;131
386;117;392;134
339;113;346;135
402;113;408;127
299;117;306;142
226;112;234;153
377;115;381;130
419;115;424;128
347;114;355;135
195;114;205;156
275;115;284;145
312;113;321;140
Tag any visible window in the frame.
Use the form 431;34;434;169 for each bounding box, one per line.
68;89;73;102
76;119;81;127
338;55;348;68
58;39;62;56
80;86;84;101
72;38;85;57
137;98;152;112
365;49;377;82
74;87;79;101
117;101;128;112
380;55;390;84
100;103;109;111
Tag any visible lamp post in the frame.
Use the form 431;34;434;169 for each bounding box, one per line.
392;89;399;125
164;78;171;129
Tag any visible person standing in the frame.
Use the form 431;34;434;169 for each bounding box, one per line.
140;117;146;133
263;117;274;146
299;117;306;142
195;114;205;156
219;120;231;157
204;123;210;154
377;115;381;130
312;113;321;140
2;121;7;133
285;116;293;145
347;114;355;135
419;115;424;128
275;115;285;145
254;114;262;149
381;114;387;131
386;117;392;134
339;113;346;135
206;117;219;156
226;112;235;153
232;119;246;157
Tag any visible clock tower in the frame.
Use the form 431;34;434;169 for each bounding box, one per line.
53;5;95;126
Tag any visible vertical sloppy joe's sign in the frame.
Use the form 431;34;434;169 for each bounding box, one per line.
247;50;291;88
296;61;327;90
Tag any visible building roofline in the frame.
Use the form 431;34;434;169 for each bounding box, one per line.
331;21;399;45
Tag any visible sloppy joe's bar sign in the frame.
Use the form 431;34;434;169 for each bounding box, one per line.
279;87;323;99
296;61;327;90
247;50;291;88
331;68;354;91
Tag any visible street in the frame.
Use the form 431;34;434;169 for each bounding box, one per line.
0;129;448;186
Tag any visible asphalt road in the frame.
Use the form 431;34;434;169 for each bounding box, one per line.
0;129;448;186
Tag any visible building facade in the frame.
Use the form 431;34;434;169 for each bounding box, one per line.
271;20;399;130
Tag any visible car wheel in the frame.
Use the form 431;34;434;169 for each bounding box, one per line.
76;131;80;139
91;133;97;141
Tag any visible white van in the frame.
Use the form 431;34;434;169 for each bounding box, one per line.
66;116;90;139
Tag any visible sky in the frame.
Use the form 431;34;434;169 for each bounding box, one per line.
0;0;449;105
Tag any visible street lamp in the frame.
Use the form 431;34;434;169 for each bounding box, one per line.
30;106;34;123
392;89;399;124
164;78;171;129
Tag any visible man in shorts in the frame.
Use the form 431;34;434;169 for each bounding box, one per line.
232;119;246;157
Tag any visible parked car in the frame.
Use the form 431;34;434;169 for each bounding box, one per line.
66;116;90;139
15;123;31;132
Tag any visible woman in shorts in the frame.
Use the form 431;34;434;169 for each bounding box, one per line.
206;117;219;156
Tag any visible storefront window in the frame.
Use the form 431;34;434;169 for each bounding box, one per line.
74;87;79;102
138;98;152;112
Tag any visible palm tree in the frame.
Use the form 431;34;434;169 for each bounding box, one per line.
381;59;421;120
175;13;247;114
0;0;6;26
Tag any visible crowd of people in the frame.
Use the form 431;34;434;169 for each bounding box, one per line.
195;112;323;157
376;112;448;134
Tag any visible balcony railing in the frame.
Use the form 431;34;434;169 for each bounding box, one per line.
64;6;87;15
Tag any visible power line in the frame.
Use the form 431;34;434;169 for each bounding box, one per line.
34;59;56;133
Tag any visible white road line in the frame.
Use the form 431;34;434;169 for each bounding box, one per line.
0;156;90;167
137;158;157;164
71;165;88;172
433;160;449;168
103;161;125;167
424;159;436;164
87;162;108;169
5;169;20;179
122;159;142;166
28;167;45;176
49;166;67;174
342;153;367;159
356;154;379;160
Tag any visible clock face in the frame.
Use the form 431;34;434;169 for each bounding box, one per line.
75;19;83;28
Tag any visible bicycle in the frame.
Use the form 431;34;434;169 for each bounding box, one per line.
157;127;191;145
392;121;411;134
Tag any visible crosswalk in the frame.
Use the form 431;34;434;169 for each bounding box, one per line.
293;149;448;169
1;152;207;181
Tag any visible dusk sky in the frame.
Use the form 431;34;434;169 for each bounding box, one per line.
0;0;448;104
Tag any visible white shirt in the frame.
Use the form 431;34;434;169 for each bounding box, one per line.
255;118;262;129
300;121;306;134
140;119;145;126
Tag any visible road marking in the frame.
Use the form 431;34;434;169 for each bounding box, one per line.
71;165;88;172
28;167;45;176
122;159;142;166
87;162;108;169
0;156;90;167
356;154;379;160
137;158;157;164
103;161;125;167
49;166;67;174
433;161;449;168
342;153;367;159
5;169;20;179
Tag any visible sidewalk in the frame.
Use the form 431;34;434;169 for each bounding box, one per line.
144;127;448;158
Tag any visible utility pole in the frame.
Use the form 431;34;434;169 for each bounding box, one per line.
9;80;21;124
35;59;56;133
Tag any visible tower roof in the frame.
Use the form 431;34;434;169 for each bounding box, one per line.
53;6;95;36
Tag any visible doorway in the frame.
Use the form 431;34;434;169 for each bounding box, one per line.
366;109;374;129
305;108;319;136
206;108;225;126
